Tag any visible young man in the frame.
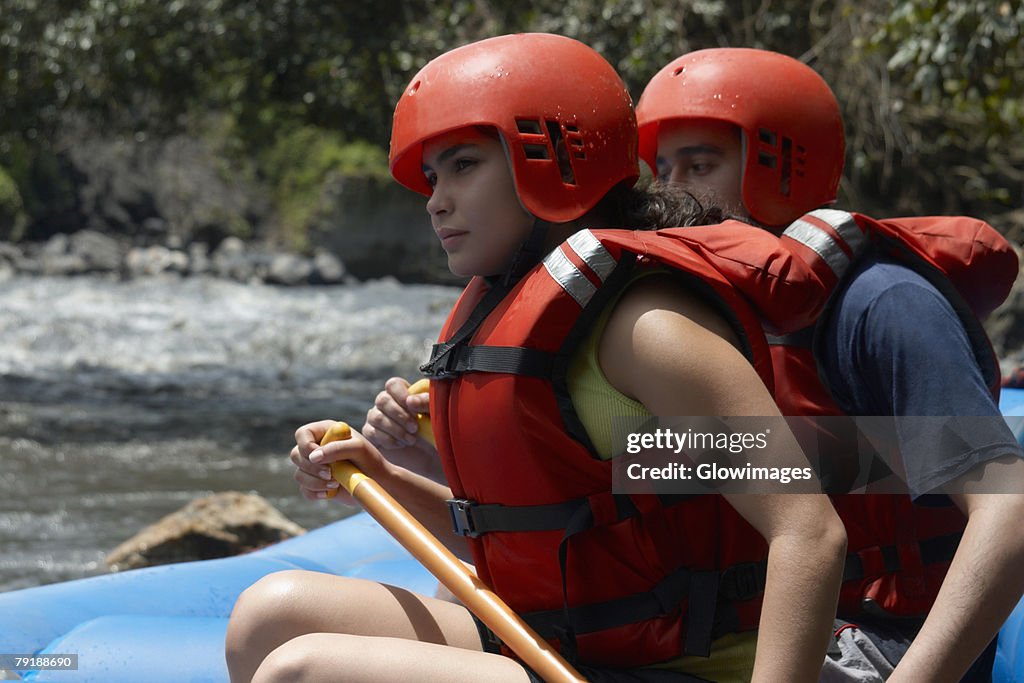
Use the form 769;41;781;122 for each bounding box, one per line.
637;47;1024;682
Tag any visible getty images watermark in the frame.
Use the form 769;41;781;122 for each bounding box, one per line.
611;415;1024;496
624;425;814;486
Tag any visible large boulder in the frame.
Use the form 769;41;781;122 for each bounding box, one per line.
105;491;305;571
32;229;127;276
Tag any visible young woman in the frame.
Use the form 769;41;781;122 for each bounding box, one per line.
226;34;846;683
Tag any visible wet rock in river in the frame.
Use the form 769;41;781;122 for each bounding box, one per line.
267;252;315;285
105;491;306;571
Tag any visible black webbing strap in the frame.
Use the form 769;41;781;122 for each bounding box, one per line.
425;345;555;379
420;282;510;379
765;326;815;348
684;571;721;657
420;219;557;380
702;561;770;645
522;564;694;638
842;532;963;582
520;560;768;655
446;498;584;538
553;501;597;664
446;494;673;538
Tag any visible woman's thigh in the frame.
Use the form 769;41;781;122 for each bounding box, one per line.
230;569;483;649
253;632;533;683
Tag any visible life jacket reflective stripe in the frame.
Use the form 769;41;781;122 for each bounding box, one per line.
783;208;868;280
427;221;841;667
768;213;1017;618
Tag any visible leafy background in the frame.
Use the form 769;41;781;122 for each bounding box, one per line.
1;0;1022;252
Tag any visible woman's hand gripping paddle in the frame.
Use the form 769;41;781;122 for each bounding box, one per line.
319;418;586;683
323;378;432;501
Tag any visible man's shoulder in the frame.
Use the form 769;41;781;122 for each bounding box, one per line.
833;255;944;318
843;255;934;292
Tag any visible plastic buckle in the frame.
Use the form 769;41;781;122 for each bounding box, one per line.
720;562;765;602
421;344;460;379
447;498;480;538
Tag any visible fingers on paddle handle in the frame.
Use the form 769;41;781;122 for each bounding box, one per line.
408;378;430;395
320;421;352;446
320;421;352;499
407;379;435;446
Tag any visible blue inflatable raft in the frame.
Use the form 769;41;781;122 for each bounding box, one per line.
3;388;1024;682
0;512;434;682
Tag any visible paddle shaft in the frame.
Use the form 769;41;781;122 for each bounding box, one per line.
325;445;585;683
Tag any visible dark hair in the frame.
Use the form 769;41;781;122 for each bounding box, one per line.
591;179;728;230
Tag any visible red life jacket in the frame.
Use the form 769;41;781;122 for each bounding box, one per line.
773;211;1018;618
425;222;840;668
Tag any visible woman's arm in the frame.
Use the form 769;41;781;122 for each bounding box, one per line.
600;275;846;683
362;376;446;484
887;460;1024;681
294;420;472;560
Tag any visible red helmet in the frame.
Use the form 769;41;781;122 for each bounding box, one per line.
636;48;844;227
389;33;639;224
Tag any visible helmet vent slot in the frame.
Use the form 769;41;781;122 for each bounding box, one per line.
779;137;792;196
758;152;777;169
758;128;776;145
516;119;543;134
546;120;577;185
523;144;551;160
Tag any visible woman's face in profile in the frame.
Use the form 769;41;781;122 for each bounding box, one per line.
422;128;534;277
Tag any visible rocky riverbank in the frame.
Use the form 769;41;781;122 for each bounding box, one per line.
1;118;457;285
0;230;349;285
3;227;1023;371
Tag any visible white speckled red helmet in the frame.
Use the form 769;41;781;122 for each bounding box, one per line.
389;33;639;224
637;48;844;227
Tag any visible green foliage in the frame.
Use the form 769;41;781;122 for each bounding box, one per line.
2;0;1022;241
877;0;1023;129
1;1;421;144
0;136;79;241
263;125;389;250
0;166;28;241
821;0;1024;218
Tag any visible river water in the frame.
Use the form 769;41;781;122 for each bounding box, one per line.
0;274;459;592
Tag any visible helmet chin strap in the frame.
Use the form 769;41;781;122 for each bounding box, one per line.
498;217;552;288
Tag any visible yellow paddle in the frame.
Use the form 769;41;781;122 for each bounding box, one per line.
406;378;434;446
323;379;433;503
319;388;586;682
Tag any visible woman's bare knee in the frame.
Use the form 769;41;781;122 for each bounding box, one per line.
226;570;325;681
226;570;482;681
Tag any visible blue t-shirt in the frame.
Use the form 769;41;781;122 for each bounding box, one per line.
817;255;1022;498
